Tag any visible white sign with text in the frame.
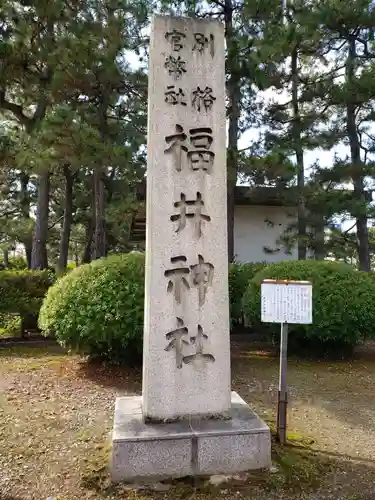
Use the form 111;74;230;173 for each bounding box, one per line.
261;280;312;324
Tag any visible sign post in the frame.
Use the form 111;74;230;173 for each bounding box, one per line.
277;322;288;444
261;279;312;444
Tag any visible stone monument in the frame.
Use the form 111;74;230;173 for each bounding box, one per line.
111;14;271;482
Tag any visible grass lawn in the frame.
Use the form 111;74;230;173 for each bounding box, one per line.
0;341;375;500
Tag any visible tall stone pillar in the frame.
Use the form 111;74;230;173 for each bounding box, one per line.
111;15;270;482
143;15;230;421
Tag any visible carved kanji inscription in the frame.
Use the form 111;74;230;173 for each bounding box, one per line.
192;86;216;112
164;256;190;304
165;29;185;51
188;127;215;173
183;325;215;364
164;124;188;172
164;55;187;80
165;85;187;106
170;192;211;238
165;319;215;368
165;317;189;369
164;125;215;173
190;254;214;306
193;33;214;57
164;255;214;306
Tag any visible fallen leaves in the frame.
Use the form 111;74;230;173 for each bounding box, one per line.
1;344;375;499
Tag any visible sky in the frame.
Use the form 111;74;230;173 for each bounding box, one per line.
125;19;373;232
126;42;348;172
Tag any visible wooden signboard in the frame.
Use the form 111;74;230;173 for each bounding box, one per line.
261;279;312;324
260;279;313;444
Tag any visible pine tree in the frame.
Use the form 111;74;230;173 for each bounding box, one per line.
307;0;375;270
0;0;149;268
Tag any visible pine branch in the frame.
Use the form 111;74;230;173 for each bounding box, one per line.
300;65;346;86
357;37;375;59
208;0;225;7
48;215;65;231
362;130;375;142
342;222;357;235
0;207;20;218
0;91;30;127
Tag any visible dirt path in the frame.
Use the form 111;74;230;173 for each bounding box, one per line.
0;344;375;499
232;341;375;461
231;341;375;499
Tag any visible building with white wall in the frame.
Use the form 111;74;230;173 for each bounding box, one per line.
131;184;298;263
233;204;297;263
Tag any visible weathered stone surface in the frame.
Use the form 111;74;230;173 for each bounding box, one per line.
111;439;193;482
111;393;271;482
111;14;271;484
190;391;270;435
193;392;271;474
112;396;192;441
196;434;270;475
111;397;193;481
143;15;230;421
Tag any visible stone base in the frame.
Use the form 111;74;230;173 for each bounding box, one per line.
111;391;271;482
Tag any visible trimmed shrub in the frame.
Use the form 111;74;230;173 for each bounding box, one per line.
0;313;22;336
0;270;51;336
229;262;267;328
0;270;51;314
39;252;145;363
243;260;375;357
0;256;28;270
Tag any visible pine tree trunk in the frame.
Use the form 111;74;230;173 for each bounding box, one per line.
225;0;240;263
0;63;51;268
92;91;108;260
57;165;74;273
3;249;9;268
92;167;106;259
104;167;117;255
75;240;79;267
314;219;325;260
227;84;238;263
82;220;94;264
82;175;95;264
291;45;307;260
346;37;370;271
24;240;32;269
227;170;236;262
31;172;50;270
19;173;32;268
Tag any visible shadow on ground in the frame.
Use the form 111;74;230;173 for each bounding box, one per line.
1;342;375;499
77;358;142;393
78;439;375;500
231;341;375;464
0;343;65;358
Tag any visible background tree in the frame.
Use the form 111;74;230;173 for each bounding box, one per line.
0;0;148;269
1;0;375;270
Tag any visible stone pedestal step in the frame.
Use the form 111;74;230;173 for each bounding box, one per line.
111;392;271;482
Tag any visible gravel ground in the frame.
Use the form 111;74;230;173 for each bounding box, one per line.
0;343;375;500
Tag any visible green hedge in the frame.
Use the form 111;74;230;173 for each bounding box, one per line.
0;270;51;336
39;252;145;363
39;255;375;361
0;313;22;336
229;262;267;327
0;270;51;315
0;256;28;270
41;256;267;361
243;260;375;357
